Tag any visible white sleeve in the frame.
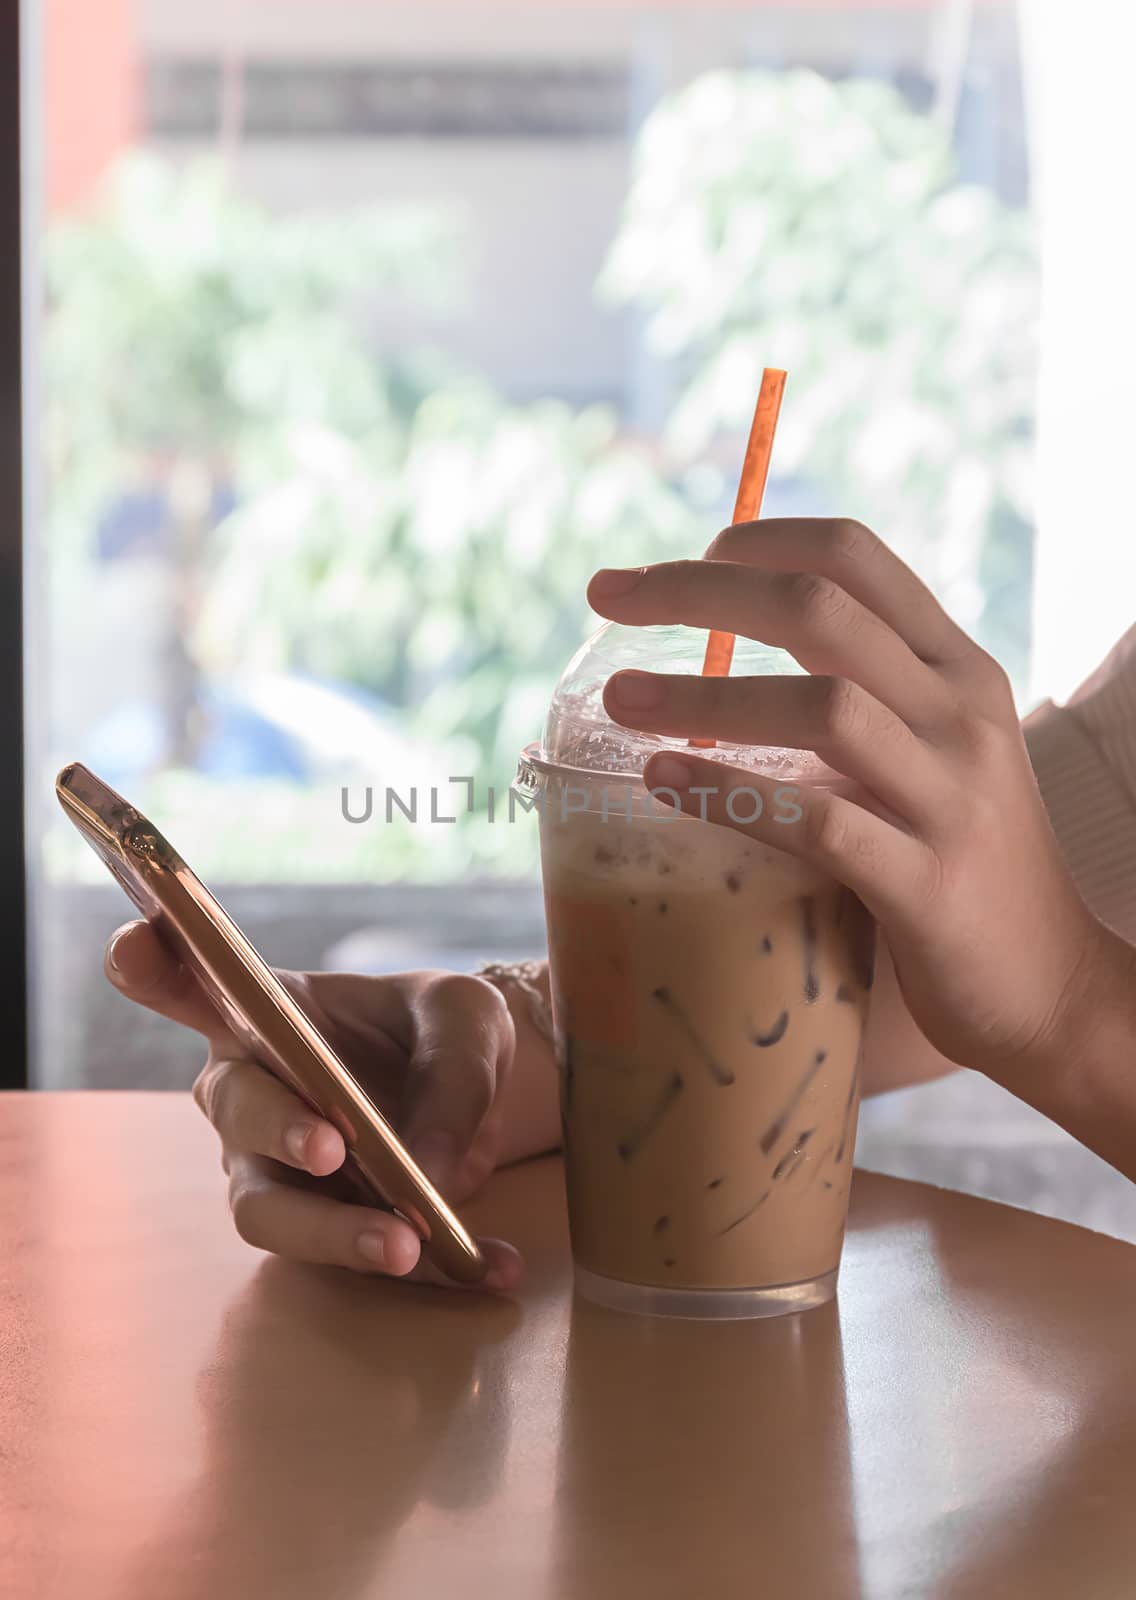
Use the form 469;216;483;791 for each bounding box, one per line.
1024;626;1136;943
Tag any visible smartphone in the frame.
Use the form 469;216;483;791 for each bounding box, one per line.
56;761;487;1284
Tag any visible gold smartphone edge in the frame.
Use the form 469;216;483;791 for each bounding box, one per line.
55;762;488;1284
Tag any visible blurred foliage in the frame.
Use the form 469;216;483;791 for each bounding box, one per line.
46;156;460;549
46;70;1038;881
194;382;699;778
45;154;700;878
601;69;1038;673
44;769;544;887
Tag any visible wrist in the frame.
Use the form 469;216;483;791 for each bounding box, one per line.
477;961;561;1166
984;920;1136;1180
477;960;553;1046
1040;921;1136;1082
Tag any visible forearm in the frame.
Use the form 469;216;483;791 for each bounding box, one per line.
987;925;1136;1182
491;943;965;1120
494;948;961;1123
486;932;1136;1179
863;677;1136;1099
490;962;562;1166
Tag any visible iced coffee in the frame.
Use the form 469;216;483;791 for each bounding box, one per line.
521;620;876;1318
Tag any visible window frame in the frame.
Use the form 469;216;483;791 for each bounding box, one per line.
2;0;29;1088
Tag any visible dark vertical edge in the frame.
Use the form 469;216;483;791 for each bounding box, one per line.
0;0;30;1086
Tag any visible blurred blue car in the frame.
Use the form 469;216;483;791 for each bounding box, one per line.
83;671;429;788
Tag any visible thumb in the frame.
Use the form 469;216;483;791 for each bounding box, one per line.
399;974;514;1195
104;920;223;1040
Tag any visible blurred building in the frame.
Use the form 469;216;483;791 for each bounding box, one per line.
46;0;1026;418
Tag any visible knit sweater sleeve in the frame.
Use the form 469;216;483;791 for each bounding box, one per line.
1024;626;1136;942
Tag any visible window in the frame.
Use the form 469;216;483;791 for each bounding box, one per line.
31;3;1038;1090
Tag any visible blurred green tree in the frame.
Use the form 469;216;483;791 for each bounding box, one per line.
600;69;1038;681
47;153;699;801
46;154;464;766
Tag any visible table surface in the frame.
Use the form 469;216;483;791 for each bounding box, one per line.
3;1093;1136;1600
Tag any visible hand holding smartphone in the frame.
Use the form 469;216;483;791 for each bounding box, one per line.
57;762;488;1285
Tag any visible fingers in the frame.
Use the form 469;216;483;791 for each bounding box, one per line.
604;670;942;828
588;560;953;729
226;1152;524;1291
104;920;221;1038
266;968;507;1200
227;1151;423;1274
411;1236;525;1293
279;968;416;1058
193;1055;346;1178
398;975;515;1195
704;518;975;670
643;749;936;925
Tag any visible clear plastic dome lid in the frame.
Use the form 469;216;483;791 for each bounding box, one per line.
537;620;836;782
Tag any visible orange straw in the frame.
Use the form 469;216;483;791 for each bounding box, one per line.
690;366;787;748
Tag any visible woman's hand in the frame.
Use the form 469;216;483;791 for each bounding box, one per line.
587;517;1126;1082
104;920;524;1290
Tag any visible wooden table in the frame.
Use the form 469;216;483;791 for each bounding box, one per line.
3;1093;1136;1599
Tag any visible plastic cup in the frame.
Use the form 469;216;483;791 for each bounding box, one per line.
516;622;875;1319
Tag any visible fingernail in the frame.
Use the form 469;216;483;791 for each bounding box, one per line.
650;754;695;791
105;930;124;977
411;1131;459;1192
357;1230;387;1267
591;567;645;598
610;670;665;711
484;1258;522;1292
284;1123;312;1166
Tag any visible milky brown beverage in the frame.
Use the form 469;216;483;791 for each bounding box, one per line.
537;783;874;1317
